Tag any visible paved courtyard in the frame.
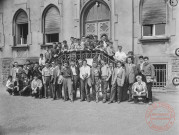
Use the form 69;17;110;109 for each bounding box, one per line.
0;87;179;135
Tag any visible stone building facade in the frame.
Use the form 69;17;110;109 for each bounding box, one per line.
0;0;178;89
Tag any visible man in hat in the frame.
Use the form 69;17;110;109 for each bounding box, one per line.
42;62;51;98
61;61;73;102
114;46;127;62
91;60;101;102
80;59;91;102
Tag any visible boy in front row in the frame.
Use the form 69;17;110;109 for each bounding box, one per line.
31;75;43;98
6;75;14;95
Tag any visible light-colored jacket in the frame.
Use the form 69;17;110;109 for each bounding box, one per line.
112;67;125;87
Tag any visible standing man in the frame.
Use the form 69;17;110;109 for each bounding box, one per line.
56;63;63;100
51;44;59;62
39;54;46;67
45;47;51;63
51;61;59;100
100;60;111;103
10;62;19;82
114;46;127;62
137;55;146;82
78;59;83;98
80;59;91;102
109;61;125;104
70;60;79;100
143;57;155;105
42;62;51;99
50;62;56;98
108;62;114;97
61;61;73;102
125;56;137;102
91;60;101;102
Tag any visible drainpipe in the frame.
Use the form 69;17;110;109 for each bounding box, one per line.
132;0;134;54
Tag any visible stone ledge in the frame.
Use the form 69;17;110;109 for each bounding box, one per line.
11;44;29;50
139;37;170;43
40;44;53;49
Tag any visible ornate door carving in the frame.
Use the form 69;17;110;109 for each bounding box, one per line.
85;23;97;36
98;21;110;39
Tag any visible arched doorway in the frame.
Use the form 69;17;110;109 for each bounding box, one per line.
81;1;111;39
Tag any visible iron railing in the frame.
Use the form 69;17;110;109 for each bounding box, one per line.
56;50;116;65
153;64;167;89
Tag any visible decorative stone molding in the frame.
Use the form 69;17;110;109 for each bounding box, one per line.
139;37;170;43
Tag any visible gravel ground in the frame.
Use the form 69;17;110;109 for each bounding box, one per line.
0;87;179;135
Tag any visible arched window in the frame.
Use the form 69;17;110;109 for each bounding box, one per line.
81;1;111;39
14;10;28;45
141;0;167;37
43;6;60;43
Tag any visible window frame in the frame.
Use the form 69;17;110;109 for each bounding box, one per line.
13;9;29;47
142;24;166;38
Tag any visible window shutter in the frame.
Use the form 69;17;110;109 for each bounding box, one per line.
16;11;28;24
45;7;60;34
142;0;166;25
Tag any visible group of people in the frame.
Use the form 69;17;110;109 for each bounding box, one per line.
41;34;117;64
6;34;155;105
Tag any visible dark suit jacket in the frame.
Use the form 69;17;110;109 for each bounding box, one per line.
112;67;125;87
14;80;23;91
125;63;137;84
71;66;80;80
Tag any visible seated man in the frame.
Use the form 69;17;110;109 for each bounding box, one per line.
132;75;148;103
31;75;43;98
19;76;31;96
13;76;23;96
6;75;14;95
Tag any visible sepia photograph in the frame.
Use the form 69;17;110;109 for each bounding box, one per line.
0;0;179;135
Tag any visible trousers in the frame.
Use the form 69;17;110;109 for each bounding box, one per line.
110;82;123;102
44;76;51;98
72;75;78;99
147;82;153;102
63;77;73;100
80;78;90;100
101;77;108;100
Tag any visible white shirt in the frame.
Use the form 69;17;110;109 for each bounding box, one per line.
39;57;45;66
80;66;91;79
114;51;127;62
71;66;77;75
140;62;144;71
103;41;107;48
6;80;14;89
